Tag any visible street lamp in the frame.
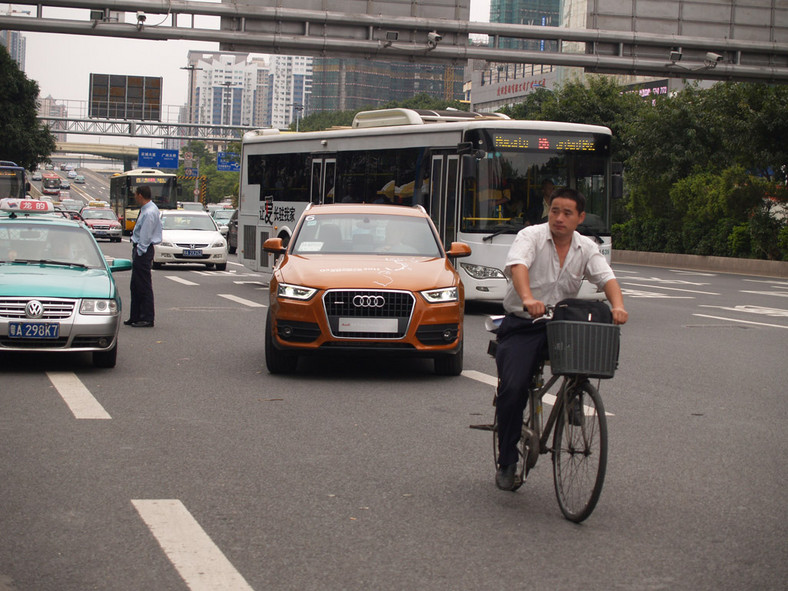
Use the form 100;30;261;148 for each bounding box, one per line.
288;103;304;132
180;64;203;124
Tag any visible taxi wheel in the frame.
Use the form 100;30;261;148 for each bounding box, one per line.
265;312;298;374
93;344;117;368
434;338;463;376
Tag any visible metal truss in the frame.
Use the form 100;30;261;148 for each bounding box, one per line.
2;0;787;83
39;116;249;142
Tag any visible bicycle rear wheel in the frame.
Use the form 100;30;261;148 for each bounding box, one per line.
552;380;608;523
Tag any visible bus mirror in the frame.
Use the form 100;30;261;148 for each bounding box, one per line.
612;162;624;199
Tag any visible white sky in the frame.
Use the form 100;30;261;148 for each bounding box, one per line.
17;1;491;111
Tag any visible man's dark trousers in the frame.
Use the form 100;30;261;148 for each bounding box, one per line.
494;315;548;468
130;245;155;324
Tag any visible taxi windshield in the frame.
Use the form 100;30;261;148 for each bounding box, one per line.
0;223;104;268
82;209;116;220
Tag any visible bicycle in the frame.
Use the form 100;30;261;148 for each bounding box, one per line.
474;308;620;523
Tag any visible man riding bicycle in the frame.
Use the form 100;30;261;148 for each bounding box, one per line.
495;187;628;491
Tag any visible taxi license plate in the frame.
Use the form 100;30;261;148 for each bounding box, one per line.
9;322;59;339
183;249;203;257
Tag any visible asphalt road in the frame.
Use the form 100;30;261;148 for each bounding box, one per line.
1;241;786;591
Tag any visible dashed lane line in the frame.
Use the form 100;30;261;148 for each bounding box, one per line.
165;275;199;286
218;294;267;308
621;282;719;295
132;499;254;591
692;313;788;329
46;372;111;419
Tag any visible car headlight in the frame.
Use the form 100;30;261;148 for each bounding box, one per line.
420;286;458;303
211;239;226;248
160;240;174;248
80;299;119;315
277;283;318;301
460;262;506;280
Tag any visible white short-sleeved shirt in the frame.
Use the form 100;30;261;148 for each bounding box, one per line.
502;223;616;318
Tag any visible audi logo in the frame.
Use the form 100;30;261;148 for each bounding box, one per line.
353;295;386;308
25;300;44;318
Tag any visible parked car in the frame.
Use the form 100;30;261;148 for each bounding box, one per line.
263;203;471;375
80;207;122;242
0;198;132;367
154;210;227;271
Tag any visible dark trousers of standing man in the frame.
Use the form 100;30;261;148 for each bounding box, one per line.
494;315;549;468
130;244;155;324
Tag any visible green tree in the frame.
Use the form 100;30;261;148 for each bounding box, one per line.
176;141;240;204
0;46;55;169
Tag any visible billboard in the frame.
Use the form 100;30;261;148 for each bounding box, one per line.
89;74;162;121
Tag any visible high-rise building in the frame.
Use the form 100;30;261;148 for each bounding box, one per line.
183;51;312;133
310;58;464;113
490;0;560;51
38;95;68;142
0;30;26;71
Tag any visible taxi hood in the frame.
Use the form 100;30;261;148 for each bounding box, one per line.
0;265;115;298
278;254;459;291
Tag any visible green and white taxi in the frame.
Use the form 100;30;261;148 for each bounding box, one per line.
0;198;132;367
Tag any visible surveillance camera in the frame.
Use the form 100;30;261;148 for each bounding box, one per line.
669;49;682;62
426;31;442;48
705;52;723;63
136;11;146;23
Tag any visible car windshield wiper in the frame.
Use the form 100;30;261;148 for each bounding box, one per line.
483;225;520;242
14;258;89;269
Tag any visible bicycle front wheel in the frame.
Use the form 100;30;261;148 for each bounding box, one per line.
552;380;608;523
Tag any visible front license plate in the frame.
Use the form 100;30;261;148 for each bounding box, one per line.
9;322;59;339
182;249;203;257
338;318;398;333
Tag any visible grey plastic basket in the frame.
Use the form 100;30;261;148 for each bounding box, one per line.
546;321;620;379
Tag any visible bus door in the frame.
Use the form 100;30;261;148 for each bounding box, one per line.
310;157;336;204
428;154;460;249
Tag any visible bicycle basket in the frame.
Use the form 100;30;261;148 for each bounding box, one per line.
546;321;620;379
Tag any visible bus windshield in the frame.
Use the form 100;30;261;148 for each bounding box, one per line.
460;129;611;239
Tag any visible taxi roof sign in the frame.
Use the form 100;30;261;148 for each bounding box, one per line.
0;198;55;215
86;200;109;208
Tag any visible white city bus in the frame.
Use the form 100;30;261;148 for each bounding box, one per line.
237;108;620;301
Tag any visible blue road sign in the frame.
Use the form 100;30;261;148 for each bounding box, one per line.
184;167;199;177
138;148;179;169
217;152;240;172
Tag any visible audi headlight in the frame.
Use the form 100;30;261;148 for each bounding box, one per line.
460;262;506;280
277;283;318;301
80;299;119;315
421;287;458;303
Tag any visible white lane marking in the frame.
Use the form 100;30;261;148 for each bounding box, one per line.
46;372;111;419
461;370;612;416
132;499;254;591
743;279;788;287
218;294;267;308
698;304;788;318
692;313;788;329
228;261;245;267
620;288;693;299
165;275;199;286
740;290;788;298
621;282;719;295
629;276;710;286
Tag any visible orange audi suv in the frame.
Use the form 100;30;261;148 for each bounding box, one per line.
263;203;471;375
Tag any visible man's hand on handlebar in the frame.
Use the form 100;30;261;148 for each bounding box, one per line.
611;307;628;325
523;298;546;318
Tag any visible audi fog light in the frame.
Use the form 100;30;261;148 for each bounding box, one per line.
460;262;505;280
80;299;118;315
277;283;318;301
421;287;458;303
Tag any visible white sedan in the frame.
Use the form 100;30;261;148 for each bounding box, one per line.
153;210;227;271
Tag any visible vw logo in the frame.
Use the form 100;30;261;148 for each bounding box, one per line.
353;295;385;308
25;300;44;318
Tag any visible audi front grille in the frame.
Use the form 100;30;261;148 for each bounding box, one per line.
323;289;415;339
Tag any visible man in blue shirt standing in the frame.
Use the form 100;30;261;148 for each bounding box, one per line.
125;186;162;328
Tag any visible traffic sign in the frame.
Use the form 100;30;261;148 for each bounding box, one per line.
217;152;240;172
138;148;179;169
184;167;199;177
